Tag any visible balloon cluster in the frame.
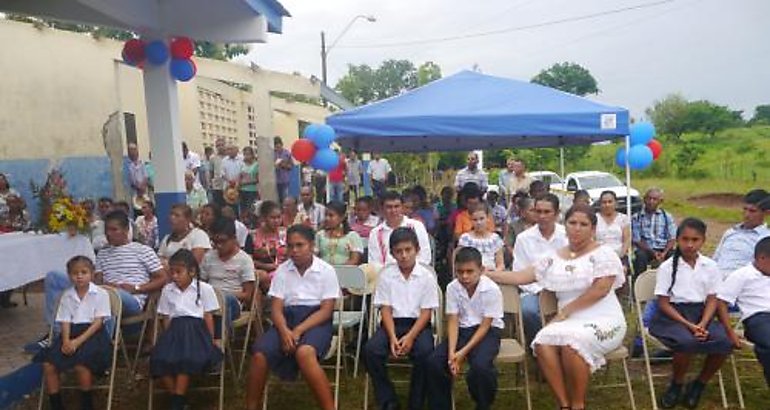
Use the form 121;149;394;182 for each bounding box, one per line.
291;124;341;172
616;122;663;170
121;37;197;82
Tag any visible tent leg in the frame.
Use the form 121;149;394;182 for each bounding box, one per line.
559;146;565;178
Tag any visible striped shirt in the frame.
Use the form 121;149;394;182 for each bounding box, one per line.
96;242;163;307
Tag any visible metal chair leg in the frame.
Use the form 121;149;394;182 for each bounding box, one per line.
730;355;745;409
717;369;728;409
622;358;636;410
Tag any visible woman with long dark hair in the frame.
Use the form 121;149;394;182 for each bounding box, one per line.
317;201;363;265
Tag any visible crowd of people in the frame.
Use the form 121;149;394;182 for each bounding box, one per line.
5;142;770;410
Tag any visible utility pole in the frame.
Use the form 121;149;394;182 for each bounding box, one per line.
320;31;328;85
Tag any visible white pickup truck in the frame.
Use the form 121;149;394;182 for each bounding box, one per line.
533;170;642;213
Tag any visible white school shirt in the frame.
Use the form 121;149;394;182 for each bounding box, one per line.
268;257;340;307
200;249;256;295
158;228;212;260
55;283;111;324
512;224;567;295
157;281;219;319
373;263;439;319
367;216;433;271
716;264;770;321
445;275;504;329
654;254;722;303
595;213;630;256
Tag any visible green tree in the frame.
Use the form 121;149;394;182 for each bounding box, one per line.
645;93;690;140
531;62;599;96
682;100;742;137
674;141;705;177
417;61;442;86
749;104;770;125
335;59;442;106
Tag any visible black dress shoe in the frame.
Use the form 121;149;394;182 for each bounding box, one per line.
660;381;684;409
380;401;400;410
684;380;706;409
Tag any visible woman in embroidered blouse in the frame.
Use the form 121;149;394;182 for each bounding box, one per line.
488;204;627;410
251;200;287;291
316;201;363;265
135;201;159;250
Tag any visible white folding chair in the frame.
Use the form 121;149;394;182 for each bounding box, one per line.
261;294;345;410
148;288;227;410
333;265;371;378
38;286;123;410
451;284;532;410
540;290;637;410
229;285;264;380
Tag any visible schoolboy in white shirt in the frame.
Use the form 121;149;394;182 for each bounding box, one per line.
716;236;770;388
427;247;503;410
364;227;439;410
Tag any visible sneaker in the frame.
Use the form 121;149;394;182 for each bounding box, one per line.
23;334;51;354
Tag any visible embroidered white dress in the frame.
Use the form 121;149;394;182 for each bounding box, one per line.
531;245;627;372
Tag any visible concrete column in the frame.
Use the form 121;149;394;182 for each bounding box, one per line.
362;153;372;196
142;48;186;237
256;136;277;201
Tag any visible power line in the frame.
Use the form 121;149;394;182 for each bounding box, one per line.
337;0;675;49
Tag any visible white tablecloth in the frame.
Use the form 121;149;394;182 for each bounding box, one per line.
0;233;95;291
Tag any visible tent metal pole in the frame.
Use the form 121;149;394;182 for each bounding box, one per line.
559;146;565;178
625;134;634;308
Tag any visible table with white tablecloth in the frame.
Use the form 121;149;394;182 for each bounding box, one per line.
0;233;95;291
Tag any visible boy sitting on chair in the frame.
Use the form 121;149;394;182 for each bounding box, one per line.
427;247;503;410
364;227;439;410
716;236;770;388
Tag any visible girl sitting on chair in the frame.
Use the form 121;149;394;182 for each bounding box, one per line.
150;249;223;410
36;256;112;410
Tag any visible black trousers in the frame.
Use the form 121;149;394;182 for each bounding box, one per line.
744;312;770;387
364;319;434;410
633;247;670;276
427;327;501;410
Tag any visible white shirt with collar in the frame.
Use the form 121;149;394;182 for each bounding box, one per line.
55;283;111;324
268;256;340;307
446;275;504;329
716;264;770;322
512;224;567;294
454;167;489;191
297;202;326;230
158;228;212;260
368;159;392;181
221;156;244;184
713;223;770;277
373;262;439;319
367;216;433;270
157;280;219;319
654;253;722;303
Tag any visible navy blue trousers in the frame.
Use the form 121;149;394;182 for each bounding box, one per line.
744;312;770;387
364;318;434;410
427;327;501;410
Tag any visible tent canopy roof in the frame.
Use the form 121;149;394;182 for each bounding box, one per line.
327;70;629;153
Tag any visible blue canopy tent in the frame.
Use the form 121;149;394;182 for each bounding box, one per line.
327;70;630;153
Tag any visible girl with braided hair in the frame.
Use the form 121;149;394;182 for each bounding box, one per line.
649;218;734;409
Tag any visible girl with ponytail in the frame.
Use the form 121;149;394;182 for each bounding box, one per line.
649;218;734;409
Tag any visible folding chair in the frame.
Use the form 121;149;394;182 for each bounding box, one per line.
38;286;123;410
229;285;264;380
118;292;158;376
451;284;532;410
362;280;444;409
148;289;227;410
633;269;742;409
333;265;371;378
540;290;637;410
261;293;345;410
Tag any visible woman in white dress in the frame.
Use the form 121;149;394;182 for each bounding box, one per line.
488;204;627;410
595;190;631;258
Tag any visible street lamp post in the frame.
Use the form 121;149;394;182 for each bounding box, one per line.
320;14;376;85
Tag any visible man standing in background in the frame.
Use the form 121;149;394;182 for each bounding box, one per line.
209;138;226;207
346;150;363;203
368;153;391;199
274;137;293;204
455;152;488;192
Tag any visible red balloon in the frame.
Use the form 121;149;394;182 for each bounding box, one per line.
170;37;195;59
647;139;663;160
291;139;316;163
122;39;146;65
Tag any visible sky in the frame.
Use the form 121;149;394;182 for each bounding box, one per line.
244;0;770;119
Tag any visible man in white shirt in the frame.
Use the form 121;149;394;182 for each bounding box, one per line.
368;191;432;271
511;193;567;344
454;152;488;192
498;158;532;205
220;144;244;189
297;186;325;229
209;138;227;207
182;142;202;186
368;153;392;199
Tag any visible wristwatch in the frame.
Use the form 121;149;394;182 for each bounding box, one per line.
134;284;141;293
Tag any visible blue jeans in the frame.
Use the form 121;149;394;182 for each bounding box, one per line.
521;293;542;347
330;182;345;202
634;298;659;348
214;293;242;339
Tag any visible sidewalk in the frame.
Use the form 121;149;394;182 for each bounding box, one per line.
0;291;46;377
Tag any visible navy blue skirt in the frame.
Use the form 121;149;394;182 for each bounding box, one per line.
252;305;333;380
34;323;112;375
150;316;223;377
649;302;732;354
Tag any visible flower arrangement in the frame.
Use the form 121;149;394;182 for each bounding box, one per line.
30;169;89;234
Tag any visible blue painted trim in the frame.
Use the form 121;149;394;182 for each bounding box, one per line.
154;192;186;239
0;363;42;409
245;0;291;34
289;165;301;199
362;160;372;196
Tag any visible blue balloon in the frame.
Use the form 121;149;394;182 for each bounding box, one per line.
615;147;627;168
302;123;322;140
305;124;336;148
310;148;339;171
145;40;169;65
170;58;196;82
628;145;654;170
629;122;655;146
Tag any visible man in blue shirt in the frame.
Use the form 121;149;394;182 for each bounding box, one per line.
631;187;676;276
713;189;770;277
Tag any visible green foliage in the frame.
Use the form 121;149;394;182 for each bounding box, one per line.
531;62;599;96
336;59;437;105
750;104;770;125
417;62;442;86
645;93;690;139
646;94;743;139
